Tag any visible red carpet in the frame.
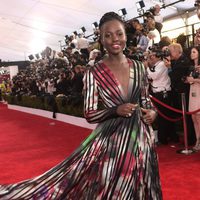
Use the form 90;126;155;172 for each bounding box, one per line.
0;103;200;199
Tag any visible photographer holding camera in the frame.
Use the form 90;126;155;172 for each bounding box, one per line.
194;28;200;46
151;4;163;34
186;46;200;150
146;46;177;145
168;43;195;145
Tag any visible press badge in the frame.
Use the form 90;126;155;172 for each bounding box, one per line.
191;92;197;97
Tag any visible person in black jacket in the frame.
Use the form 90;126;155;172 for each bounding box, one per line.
168;43;196;145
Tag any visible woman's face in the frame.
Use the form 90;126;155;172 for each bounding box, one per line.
191;48;199;61
100;19;126;55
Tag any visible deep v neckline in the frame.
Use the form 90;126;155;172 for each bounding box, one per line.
101;59;132;100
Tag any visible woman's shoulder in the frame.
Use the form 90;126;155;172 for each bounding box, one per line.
92;60;105;71
85;60;104;76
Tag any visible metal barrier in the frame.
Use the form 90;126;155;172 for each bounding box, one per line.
149;94;199;155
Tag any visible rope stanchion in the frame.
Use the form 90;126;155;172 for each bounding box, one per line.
176;93;194;155
149;94;196;155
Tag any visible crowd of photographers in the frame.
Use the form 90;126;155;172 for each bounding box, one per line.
123;5;200;148
1;4;200;148
4;44;101;104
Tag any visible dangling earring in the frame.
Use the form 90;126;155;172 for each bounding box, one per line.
123;45;126;51
104;48;108;55
123;44;127;51
123;38;127;50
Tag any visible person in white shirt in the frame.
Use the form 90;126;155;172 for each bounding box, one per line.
146;15;161;44
56;51;69;65
77;34;90;59
47;79;56;95
146;47;178;145
71;34;78;49
194;28;200;46
153;4;163;23
152;4;163;34
88;49;101;66
146;31;156;51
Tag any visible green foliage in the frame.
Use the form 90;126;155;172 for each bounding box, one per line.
2;94;84;117
56;96;84;117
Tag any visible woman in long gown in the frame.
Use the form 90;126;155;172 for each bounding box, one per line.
186;46;200;151
0;12;162;199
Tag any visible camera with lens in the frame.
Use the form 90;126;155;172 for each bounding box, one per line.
130;51;147;61
148;45;170;59
187;66;200;79
161;49;171;58
195;0;200;7
123;48;147;62
182;66;200;82
191;69;200;79
128;51;147;62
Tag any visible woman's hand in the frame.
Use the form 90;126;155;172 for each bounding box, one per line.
116;103;138;118
186;76;194;84
141;108;157;125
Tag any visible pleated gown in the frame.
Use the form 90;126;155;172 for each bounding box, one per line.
0;59;162;200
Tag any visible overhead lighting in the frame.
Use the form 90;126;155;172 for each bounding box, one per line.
73;31;78;36
35;53;40;59
65;35;69;40
136;1;145;10
28;55;34;60
118;8;127;17
92;22;98;29
80;26;86;33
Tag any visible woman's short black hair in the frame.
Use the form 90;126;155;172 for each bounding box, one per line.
99;12;124;29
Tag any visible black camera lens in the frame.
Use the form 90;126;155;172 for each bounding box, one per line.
192;70;200;79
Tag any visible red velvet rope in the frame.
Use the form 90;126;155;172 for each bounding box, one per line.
187;108;200;115
150;95;200;115
152;102;183;122
150;95;182;113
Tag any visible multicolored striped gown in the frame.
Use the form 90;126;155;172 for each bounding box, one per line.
0;59;162;200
